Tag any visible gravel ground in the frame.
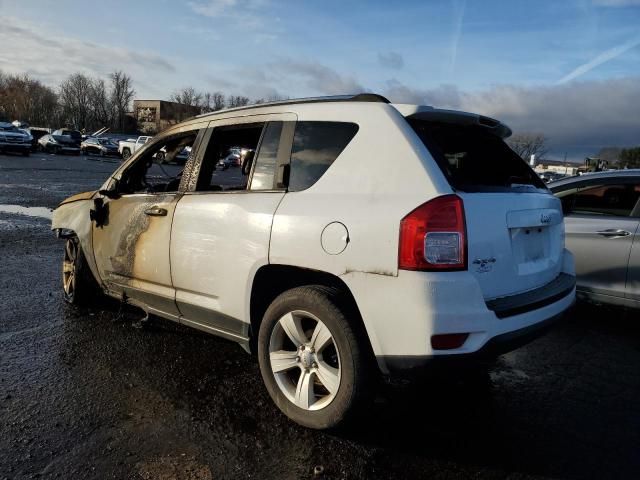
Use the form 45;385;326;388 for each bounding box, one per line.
1;152;639;479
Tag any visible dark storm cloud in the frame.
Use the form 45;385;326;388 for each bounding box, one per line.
383;78;640;156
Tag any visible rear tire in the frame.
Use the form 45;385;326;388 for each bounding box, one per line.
258;286;373;429
62;237;101;306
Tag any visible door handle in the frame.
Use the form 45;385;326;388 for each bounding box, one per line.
144;206;167;217
596;229;631;238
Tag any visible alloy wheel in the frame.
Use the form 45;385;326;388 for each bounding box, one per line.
62;239;77;298
268;310;341;411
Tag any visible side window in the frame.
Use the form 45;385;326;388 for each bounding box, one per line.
250;122;284;190
288;122;358;192
118;130;200;194
557;183;640;217
195;123;265;192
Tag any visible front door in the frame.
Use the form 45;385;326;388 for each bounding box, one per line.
91;125;206;318
92;192;181;317
558;181;640;300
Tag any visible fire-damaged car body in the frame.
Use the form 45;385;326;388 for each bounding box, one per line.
52;94;575;429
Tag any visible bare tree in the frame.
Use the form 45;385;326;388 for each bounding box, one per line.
88;78;110;131
201;91;225;112
169;86;203;109
0;72;59;126
508;133;549;163
109;71;135;132
59;73;93;130
227;95;250;108
596;147;622;165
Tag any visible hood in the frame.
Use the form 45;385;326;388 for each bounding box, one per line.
58;190;97;206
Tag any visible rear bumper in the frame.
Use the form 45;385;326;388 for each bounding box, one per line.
0;142;31;152
342;249;576;374
380;303;572;373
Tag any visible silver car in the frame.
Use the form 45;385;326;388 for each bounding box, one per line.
550;170;640;308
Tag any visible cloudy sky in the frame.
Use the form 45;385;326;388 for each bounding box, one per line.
1;0;639;160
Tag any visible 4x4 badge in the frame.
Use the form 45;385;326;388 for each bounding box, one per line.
473;257;496;273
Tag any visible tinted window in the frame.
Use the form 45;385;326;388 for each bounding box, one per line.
556;183;640;217
250;122;283;190
288;122;358;192
410;121;545;192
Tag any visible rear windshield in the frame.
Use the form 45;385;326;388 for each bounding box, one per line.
410;121;546;192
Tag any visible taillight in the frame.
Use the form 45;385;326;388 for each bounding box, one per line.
399;194;467;271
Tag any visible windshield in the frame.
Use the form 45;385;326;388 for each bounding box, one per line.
0;125;19;132
410;120;546;192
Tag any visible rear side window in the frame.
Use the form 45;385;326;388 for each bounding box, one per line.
288;121;358;192
556;183;640;217
410;121;545;192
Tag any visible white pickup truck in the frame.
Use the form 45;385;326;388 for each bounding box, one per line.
118;135;152;160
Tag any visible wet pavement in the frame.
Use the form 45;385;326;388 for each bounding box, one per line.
1;152;639;479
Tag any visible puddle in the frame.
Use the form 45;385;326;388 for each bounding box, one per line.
0;204;53;220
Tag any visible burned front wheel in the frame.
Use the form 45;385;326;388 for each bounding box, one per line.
62;237;100;305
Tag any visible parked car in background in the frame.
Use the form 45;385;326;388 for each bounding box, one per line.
38;134;81;155
81;137;120;156
52;129;82;144
118;135;152;160
217;151;241;170
28;128;51;152
0;122;32;156
539;171;567;183
550;170;640;309
52;94;575;430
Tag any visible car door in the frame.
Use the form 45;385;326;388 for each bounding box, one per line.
623;198;640;305
554;178;640;301
91;124;206;319
170;114;296;341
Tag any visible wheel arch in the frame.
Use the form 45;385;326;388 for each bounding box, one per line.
249;264;376;364
52;199;101;287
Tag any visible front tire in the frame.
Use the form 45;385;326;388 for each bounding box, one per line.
258;286;372;429
62;237;100;305
122;148;131;160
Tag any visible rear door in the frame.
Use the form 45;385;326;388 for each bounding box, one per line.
410;119;564;300
170;114;295;339
553;178;640;300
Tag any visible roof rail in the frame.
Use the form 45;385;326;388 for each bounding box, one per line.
196;93;390;118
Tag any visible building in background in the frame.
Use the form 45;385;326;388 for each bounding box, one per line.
132;100;201;135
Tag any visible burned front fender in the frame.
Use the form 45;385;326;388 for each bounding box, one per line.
51;192;100;288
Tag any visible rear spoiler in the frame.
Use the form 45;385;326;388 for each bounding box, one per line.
393;104;512;139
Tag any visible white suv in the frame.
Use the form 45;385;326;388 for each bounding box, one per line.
52;94;575;429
